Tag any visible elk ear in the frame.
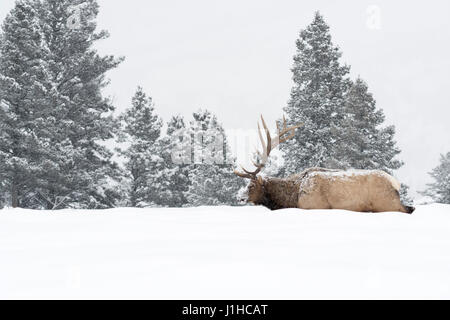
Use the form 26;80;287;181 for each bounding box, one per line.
257;176;264;185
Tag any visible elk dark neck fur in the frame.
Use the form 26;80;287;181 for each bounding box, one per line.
261;176;300;210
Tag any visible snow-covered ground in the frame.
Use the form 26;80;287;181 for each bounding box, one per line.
1;204;450;300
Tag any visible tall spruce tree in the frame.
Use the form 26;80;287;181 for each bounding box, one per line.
118;87;163;207
280;12;351;175
423;153;450;204
34;0;123;209
157;115;191;207
0;0;49;208
1;0;122;209
341;77;403;172
184;109;245;206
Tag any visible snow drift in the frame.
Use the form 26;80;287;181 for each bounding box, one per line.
1;204;449;299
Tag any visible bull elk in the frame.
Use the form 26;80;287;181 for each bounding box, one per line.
234;116;415;214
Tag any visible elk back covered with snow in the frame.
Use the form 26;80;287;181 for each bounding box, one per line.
254;168;414;213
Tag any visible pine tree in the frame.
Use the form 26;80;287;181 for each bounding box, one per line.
1;0;122;209
423;153;450;204
0;0;49;208
280;12;351;175
184;109;245;206
118;87;163;207
157;115;191;207
341;77;403;173
32;0;123;209
399;183;413;206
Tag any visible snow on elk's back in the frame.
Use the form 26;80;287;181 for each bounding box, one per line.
308;169;401;191
1;204;450;299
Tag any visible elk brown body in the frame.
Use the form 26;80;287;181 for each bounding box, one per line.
235;116;414;214
246;168;415;213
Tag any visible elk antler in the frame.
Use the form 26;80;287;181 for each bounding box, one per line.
234;115;303;179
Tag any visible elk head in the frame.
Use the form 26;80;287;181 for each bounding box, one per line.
235;115;302;206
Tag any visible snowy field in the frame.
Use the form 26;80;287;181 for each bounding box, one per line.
1;204;450;300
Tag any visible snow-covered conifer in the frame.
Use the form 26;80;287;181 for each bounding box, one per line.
423;153;450;204
399;183;413;206
118;87;163;207
184;110;245;206
31;0;123;209
157;115;191;207
341;77;403;173
280;12;351;175
0;0;49;208
0;0;123;209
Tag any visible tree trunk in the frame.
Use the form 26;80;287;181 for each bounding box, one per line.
11;183;19;208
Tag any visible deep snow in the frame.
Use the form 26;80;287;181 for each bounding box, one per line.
1;204;449;299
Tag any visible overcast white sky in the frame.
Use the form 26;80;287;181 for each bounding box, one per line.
1;0;449;195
